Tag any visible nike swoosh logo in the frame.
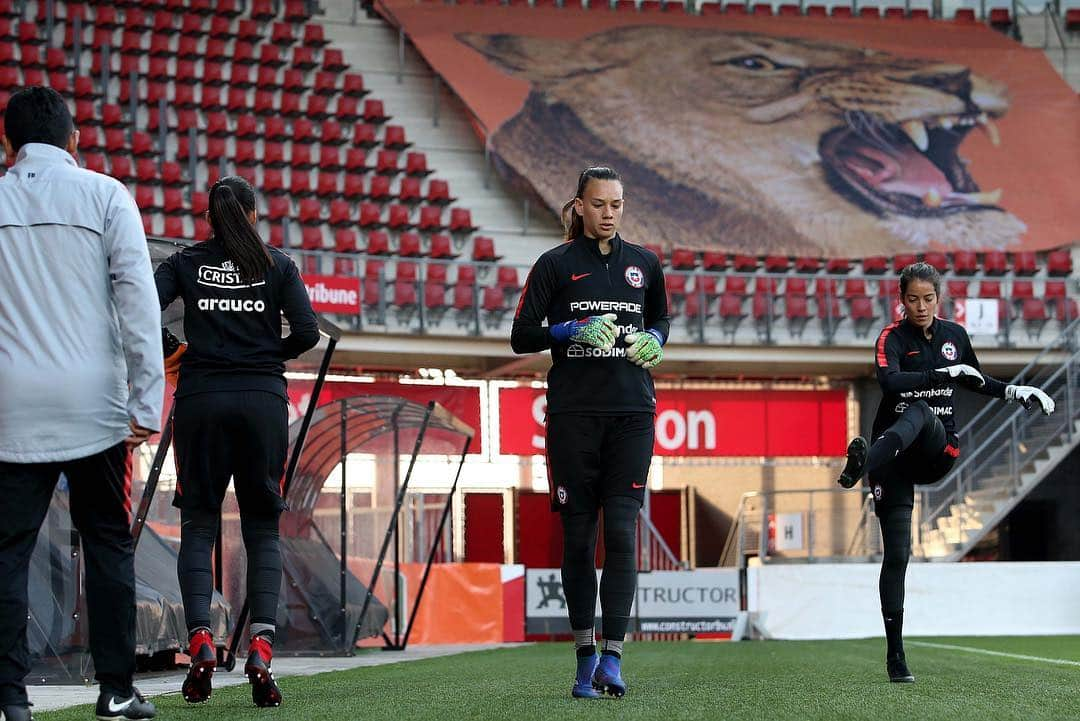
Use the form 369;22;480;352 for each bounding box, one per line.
631;482;646;489
571;273;591;281
906;351;920;356
108;698;135;713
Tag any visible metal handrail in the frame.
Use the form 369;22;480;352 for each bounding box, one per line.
916;334;1080;537
639;511;687;569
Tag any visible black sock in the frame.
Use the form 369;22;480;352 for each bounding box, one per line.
883;609;904;658
599;497;639;646
576;645;596;659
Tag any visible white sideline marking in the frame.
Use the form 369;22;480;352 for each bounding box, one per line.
908;640;1080;668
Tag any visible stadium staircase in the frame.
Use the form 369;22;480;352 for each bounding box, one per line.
913;316;1080;561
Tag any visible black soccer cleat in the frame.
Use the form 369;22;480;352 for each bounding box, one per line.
837;436;868;489
95;688;156;720
0;703;33;721
181;629;216;704
887;654;915;683
245;636;283;708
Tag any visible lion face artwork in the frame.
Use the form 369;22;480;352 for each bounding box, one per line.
459;27;1025;256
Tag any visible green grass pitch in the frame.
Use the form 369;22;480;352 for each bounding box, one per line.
36;637;1080;720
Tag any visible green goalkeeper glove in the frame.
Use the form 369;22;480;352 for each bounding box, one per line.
624;330;664;369
550;313;618;350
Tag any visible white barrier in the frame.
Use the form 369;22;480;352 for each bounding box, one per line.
747;562;1080;639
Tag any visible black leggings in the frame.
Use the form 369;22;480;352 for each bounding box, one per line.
878;505;912;614
178;507;282;634
560;496;639;643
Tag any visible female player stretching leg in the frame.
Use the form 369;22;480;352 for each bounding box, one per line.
511;167;669;699
155;176;319;707
837;262;1055;683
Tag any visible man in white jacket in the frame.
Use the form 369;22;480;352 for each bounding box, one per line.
0;87;163;721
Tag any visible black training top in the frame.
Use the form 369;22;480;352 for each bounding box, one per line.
872;315;1006;437
155;239;319;399
510;233;670;415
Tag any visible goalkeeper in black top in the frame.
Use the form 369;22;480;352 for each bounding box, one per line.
155;176;319;708
511;167;669;700
837;262;1055;684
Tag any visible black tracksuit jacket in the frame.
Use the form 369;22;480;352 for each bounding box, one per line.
511;233;669;415
155;239;319;399
872;316;1007;438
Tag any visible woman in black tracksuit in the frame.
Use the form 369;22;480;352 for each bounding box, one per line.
837;262;1055;684
155;176;318;708
511;167;669;700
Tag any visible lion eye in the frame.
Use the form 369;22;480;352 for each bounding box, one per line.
726;55;781;70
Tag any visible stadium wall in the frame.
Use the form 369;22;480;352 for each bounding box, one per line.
747;562;1080;639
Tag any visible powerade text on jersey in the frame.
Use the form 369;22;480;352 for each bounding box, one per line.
511;233;669;415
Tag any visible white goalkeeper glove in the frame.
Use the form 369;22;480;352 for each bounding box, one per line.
1006;385;1055;415
934;364;985;388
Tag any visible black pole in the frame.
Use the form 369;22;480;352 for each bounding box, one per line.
131;406;174;547
339;399;348;651
392;416;400;648
353;403;434;649
401;436;471;649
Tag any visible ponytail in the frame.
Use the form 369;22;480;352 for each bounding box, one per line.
208;175;272;284
563;166;621;242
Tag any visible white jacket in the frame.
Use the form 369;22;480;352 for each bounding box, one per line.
0;143;163;462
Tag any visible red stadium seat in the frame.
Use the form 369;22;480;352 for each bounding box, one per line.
290;170;314;197
395;262;419;284
279;91;302;118
259;44;286;69
363;99;390;124
726;2;748;13
386;204;413;230
764;255;790;273
702;252;726;271
806;4;826;15
426;179;455;205
1044;280;1067;302
725;276;748;295
343;73;368;98
472;236;502;263
293;118;316;144
358;203;383;229
1056;298;1079;324
452;284;475;312
399;233;423;257
426;264;449;285
429;234;458;260
794;257;821;273
322;48;348;73
1021;298;1048;338
384;125;410;150
82;153;106;174
989;7;1011;29
342;174;366;200
266;196;290;221
250;0;276;20
978;281;1002;298
892;253;917;273
406;152;432;177
910;8;930;19
884;6;905;19
263;169;286;196
270;21;294;46
291;144;315;170
752;3;772;15
367;230;391;255
1066;8;1080;32
732;254;757;272
945;280;969;300
291;45;316;71
449;208;477;234
825;257;851;274
327;199;351;226
831;5;853;16
1047;250;1073;276
418;206;445;232
982;251;1007;275
859;6;879;16
163;217;185;239
110;156;135;183
375;151;399;176
1012;251;1038;276
262;142;286;168
922;252;949;273
951;250;977;275
670;249;697;270
304;25;329;48
862;256;888;274
399;177;422;203
334;228;361;253
953;7;976;21
298;198;322;225
1011;280;1034;301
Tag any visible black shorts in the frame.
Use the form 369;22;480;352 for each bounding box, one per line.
870;430;959;515
172;390;288;514
545;413;655;514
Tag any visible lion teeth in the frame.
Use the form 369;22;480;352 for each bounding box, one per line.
902;120;929;152
977;114;1001;147
956;189;1003;205
923;188;942;208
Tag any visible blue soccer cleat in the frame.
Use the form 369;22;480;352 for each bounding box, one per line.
592;654;627;697
571;653;601;699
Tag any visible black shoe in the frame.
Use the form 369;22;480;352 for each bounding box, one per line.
182;629;217;703
887;655;915;683
95;688;156;720
0;703;33;721
838;436;867;488
245;636;282;708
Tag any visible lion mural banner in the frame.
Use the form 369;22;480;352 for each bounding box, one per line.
378;2;1079;257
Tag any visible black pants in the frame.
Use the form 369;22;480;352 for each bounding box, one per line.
870;401;958;638
547;414;653;642
0;443;135;704
172;391;287;638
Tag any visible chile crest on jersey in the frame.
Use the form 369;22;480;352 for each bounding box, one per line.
941;341;958;361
